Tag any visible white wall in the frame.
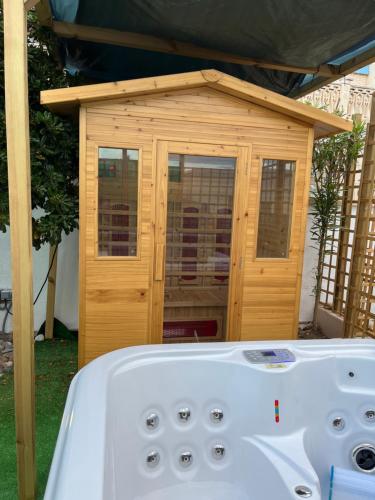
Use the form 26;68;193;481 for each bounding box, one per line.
54;229;79;330
0;224;78;334
300;210;319;323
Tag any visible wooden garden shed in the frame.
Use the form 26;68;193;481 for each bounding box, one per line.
41;69;351;366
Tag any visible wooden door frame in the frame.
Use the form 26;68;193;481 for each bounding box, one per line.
150;139;251;344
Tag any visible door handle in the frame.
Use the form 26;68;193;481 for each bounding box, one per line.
154;243;165;281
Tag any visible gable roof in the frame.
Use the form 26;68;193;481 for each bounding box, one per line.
40;69;352;138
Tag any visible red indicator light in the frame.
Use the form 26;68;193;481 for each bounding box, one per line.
274;400;280;423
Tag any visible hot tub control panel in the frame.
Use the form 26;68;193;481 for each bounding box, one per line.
243;349;295;364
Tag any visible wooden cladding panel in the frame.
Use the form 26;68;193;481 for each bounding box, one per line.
239;140;310;340
80;139;153;363
90;88;309;126
81;86;311;363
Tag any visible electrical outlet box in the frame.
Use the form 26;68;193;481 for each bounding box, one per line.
0;289;12;301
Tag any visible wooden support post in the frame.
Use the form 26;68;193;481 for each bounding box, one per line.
344;97;375;337
3;1;36;499
45;245;58;339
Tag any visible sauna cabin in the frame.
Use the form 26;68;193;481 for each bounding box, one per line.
41;70;351;365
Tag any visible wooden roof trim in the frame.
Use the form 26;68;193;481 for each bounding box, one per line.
202;70;352;134
40;69;352;135
41;71;206;106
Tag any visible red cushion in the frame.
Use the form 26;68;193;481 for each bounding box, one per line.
163;320;217;338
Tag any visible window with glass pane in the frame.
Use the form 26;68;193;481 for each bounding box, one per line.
256;159;296;258
98;147;138;257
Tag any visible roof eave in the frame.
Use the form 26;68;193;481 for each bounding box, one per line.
40;69;352;137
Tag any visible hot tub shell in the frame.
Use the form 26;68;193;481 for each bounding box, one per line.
45;339;375;499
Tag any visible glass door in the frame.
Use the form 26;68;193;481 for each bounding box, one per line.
152;141;250;344
163;153;236;342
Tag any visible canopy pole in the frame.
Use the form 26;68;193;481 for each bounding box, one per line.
45;245;58;339
3;1;36;499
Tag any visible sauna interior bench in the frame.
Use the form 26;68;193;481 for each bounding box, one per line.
164;287;228;308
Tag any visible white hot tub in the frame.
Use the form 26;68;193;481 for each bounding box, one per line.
44;340;375;500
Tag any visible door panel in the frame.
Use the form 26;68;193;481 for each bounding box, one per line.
151;140;250;344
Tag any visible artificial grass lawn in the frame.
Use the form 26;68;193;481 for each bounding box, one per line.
0;338;77;500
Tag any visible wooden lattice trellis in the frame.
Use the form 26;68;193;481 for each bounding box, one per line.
319;99;375;339
319;154;363;314
344;99;375;338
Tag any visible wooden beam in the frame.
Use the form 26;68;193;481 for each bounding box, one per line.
339;51;375;75
24;0;40;11
35;0;52;26
293;48;375;98
45;245;58;339
3;0;36;499
50;21;338;77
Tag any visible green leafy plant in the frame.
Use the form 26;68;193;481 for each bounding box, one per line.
310;117;366;329
0;7;86;249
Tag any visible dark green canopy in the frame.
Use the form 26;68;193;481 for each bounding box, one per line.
48;0;375;96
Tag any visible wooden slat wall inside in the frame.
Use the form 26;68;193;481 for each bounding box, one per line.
345;95;375;338
80;86;312;363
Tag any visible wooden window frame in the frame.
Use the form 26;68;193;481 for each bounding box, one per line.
93;141;143;261
254;155;299;262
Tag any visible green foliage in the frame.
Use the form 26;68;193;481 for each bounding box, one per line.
310;116;366;326
0;8;85;249
0;339;77;499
